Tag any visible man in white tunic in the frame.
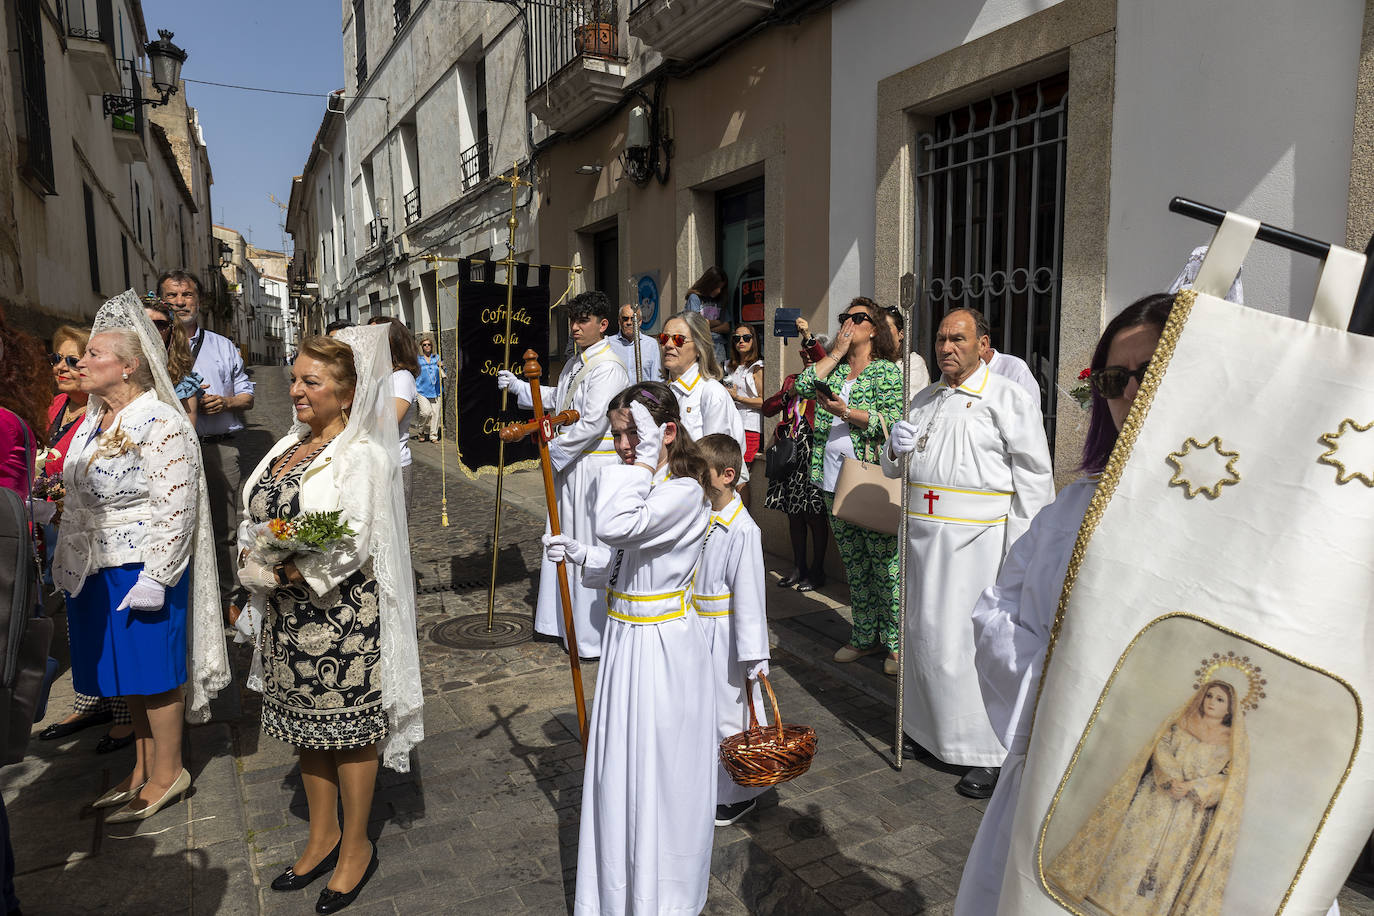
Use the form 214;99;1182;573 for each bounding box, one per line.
982;348;1040;402
498;290;628;658
882;307;1053;798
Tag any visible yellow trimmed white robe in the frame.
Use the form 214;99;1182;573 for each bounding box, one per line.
670;362;745;450
880;362;1053;766
692;494;770;806
517;337;628;658
574;463;714;916
955;477;1096;915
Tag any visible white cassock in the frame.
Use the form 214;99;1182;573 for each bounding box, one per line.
880;362;1053;766
574;463;715;916
670;363;745;450
691;494;770;806
954;477;1096;915
518;337;629;658
985;350;1040;402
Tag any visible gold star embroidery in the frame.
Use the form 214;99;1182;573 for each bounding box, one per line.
1166;436;1241;499
1317;419;1374;487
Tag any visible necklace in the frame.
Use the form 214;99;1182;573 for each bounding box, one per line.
916;389;953;452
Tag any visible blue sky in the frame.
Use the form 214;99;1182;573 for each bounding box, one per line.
140;0;345;255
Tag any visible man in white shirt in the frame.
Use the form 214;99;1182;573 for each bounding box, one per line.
605;303;662;382
161;269;255;615
982;347;1040;403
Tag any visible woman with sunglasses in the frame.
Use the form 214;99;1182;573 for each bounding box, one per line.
658;311;745;450
953;293;1177;915
144;298;202;426
724;324;764;504
35;325;138;754
793;297;904;671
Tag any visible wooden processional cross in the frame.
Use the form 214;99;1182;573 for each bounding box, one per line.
498;350;590;753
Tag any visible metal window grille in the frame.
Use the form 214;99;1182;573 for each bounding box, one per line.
393;0;411;33
16;0;55;193
460;140;489;191
916;72;1068;447
64;0;114;42
528;1;618;91
404;187;421;224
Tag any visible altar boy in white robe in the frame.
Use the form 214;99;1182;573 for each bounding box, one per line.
694;434;771;827
882;307;1053;799
544;381;716;916
499;290;629;658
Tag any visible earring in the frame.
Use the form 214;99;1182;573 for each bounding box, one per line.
121;372;129;381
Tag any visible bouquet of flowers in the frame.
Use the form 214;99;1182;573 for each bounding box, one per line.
235;510;356;645
1069;367;1093;411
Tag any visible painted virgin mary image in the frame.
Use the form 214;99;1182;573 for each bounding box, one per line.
1045;677;1251;915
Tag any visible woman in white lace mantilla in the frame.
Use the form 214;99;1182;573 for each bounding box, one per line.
52;291;228;824
236;327;422;908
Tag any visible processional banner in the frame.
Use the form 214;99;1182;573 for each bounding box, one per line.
1001;214;1374;915
455;259;551;476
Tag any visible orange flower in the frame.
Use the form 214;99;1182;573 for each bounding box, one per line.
267;518;293;539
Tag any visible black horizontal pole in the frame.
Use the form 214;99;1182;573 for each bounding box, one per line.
1168;197;1331;260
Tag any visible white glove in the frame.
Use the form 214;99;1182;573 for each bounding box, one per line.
116;573;166;612
232;603;261;644
28;498;56;526
238;558;277;591
542;533;587;565
629;401;666;467
888;419;920;457
496;370;531;399
747;659;770;681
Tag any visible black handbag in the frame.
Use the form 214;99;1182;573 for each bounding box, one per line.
765;428;802;480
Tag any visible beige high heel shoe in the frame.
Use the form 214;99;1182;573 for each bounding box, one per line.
105;768;190;823
92;780;146;809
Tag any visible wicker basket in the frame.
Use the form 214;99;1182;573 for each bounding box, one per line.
719;672;818;787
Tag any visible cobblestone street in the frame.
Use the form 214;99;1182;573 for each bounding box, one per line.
6;366;1373;916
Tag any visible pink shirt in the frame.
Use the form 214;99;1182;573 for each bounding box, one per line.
0;409;35;497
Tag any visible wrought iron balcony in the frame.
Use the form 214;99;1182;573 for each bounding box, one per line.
527;2;626;133
404;187;421;225
460;139;490;192
367;216;388;248
63;0;121;95
109;58;146;164
628;0;771;61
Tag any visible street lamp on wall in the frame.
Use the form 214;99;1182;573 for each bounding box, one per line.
217;240;233;268
102;30;188;118
619;83;672;187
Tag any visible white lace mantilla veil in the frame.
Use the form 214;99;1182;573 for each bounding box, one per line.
324;325;424;771
86;290;230;723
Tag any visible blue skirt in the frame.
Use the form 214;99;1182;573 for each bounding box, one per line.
67;563;189;698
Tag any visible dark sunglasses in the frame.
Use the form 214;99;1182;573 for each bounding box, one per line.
48;353;80;369
836;312;874;325
658;333;691;347
731;334;753;343
1090;363;1150;399
151;318;172;331
619;315;637;323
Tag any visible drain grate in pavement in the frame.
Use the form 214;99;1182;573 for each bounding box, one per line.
416;579;486;595
430;613;534;649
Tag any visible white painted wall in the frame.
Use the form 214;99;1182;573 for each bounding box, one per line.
828;0;1064;307
832;0;1364;320
1105;0;1363;317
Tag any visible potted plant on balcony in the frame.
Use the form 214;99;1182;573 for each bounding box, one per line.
573;0;617;59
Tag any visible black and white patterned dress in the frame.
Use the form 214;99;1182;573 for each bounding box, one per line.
249;446;388;750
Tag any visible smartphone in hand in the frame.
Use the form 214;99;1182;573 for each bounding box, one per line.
813;380;834;400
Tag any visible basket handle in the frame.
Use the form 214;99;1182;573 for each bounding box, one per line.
743;671;786;745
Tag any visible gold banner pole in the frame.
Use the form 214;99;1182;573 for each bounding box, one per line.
486;162;533;632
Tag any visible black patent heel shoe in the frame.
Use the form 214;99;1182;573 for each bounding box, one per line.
271;840;341;892
315;843;378;913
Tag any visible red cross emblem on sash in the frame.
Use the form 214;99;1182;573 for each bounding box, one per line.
922;489;940;515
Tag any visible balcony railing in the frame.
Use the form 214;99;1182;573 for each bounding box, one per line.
460;139;490;192
394;0;411;33
367;216;388;247
403;187;421;225
110;58;144;136
529;1;620;91
63;0;114;42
